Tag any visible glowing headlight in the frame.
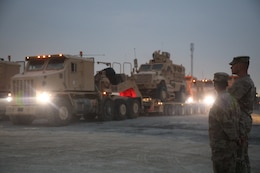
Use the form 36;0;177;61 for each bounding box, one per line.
36;92;52;103
6;93;12;102
143;97;152;102
157;101;163;105
203;95;215;106
185;96;193;104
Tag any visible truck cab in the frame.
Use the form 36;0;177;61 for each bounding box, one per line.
6;54;100;125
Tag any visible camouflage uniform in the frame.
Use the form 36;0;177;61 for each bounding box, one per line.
228;74;255;173
209;72;240;173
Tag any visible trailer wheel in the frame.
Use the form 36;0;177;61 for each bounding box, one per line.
99;98;114;121
48;100;72;126
10;115;34;125
115;99;127;120
127;98;141;119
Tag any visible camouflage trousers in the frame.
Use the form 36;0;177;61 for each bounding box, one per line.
212;154;236;173
236;114;252;173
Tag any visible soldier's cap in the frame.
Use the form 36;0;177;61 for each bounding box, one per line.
229;56;250;65
213;72;229;83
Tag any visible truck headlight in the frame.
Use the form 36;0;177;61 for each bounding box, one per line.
157;101;163;105
143;97;152;102
36;92;52;103
185;96;193;104
6;93;12;102
203;95;215;106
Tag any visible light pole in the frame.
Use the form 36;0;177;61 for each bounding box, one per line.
190;43;194;78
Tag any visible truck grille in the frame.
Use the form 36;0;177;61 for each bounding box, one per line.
135;74;152;84
12;79;35;104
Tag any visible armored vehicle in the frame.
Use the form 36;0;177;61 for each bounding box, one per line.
134;50;186;102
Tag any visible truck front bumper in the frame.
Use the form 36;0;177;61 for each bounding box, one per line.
6;105;49;117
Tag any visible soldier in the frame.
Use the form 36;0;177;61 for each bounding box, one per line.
228;56;256;173
209;72;240;173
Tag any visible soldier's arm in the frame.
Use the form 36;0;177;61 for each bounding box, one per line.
228;80;251;100
215;103;239;141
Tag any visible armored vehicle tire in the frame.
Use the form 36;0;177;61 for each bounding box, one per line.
10;115;34;125
98;98;114;121
127;98;141;119
103;68;117;85
114;99;127;120
176;88;186;102
48;100;72;126
157;85;167;101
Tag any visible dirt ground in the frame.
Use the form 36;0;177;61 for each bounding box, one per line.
0;113;260;173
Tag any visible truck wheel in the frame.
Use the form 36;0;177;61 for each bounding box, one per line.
115;99;127;120
48;100;72;126
10;115;33;125
99;98;114;121
127;98;140;119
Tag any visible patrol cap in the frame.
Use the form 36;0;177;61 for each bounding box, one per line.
229;56;250;65
213;72;229;83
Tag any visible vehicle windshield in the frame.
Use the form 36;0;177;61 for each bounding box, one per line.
46;57;65;70
139;64;151;71
27;59;45;71
152;64;163;70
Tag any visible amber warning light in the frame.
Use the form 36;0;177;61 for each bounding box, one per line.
25;54;63;61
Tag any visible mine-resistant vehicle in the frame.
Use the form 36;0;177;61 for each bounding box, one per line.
133;50;196;115
133;50;186;102
6;54;142;126
0;59;20;120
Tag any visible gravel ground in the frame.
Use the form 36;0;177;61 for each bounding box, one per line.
0;113;260;173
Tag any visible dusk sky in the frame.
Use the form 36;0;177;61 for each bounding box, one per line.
1;0;260;93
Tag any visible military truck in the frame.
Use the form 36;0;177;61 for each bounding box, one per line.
0;59;20;120
133;50;191;115
6;54;142;126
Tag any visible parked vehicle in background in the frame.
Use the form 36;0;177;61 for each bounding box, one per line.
0;58;21;120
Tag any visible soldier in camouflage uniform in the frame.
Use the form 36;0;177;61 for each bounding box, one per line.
228;56;256;173
209;72;240;173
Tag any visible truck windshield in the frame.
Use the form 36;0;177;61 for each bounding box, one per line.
139;65;151;71
152;64;163;70
46;57;65;70
28;60;45;71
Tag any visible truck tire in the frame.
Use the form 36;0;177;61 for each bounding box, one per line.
98;98;114;121
127;98;140;119
10;115;33;125
48;100;72;126
115;99;127;120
